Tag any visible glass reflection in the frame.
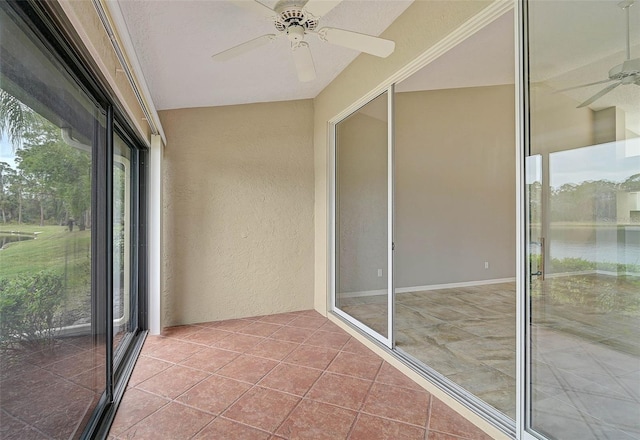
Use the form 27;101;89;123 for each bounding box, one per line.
0;11;105;439
527;1;640;438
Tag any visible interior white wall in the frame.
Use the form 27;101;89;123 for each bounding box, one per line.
395;85;516;287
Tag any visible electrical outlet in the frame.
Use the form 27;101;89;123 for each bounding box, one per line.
377;269;383;277
484;261;489;269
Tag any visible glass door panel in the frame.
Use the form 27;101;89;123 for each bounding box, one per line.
0;5;105;437
335;91;392;344
526;1;640;438
392;10;517;422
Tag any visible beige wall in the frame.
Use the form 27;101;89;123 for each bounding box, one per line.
160;100;315;326
395;85;516;287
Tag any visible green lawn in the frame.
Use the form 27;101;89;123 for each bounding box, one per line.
0;225;91;286
0;224;93;337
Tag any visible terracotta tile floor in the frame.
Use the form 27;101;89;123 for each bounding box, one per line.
109;310;493;440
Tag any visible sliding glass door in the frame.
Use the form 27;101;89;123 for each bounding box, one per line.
330;1;638;438
0;2;148;438
524;1;640;439
334;90;394;347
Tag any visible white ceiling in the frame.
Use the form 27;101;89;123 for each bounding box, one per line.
116;0;639;127
117;0;413;110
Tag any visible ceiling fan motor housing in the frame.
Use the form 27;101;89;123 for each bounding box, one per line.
274;0;318;33
213;0;396;83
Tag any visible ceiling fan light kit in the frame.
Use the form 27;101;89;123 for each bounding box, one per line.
557;0;639;108
213;0;396;82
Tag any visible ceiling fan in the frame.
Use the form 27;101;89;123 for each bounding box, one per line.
212;0;395;82
557;0;639;108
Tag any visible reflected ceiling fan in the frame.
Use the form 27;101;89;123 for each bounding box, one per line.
557;0;639;108
212;0;395;82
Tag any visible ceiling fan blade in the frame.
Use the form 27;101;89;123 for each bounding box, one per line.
317;27;395;58
304;0;343;18
555;78;615;93
212;34;277;62
576;81;621;108
230;0;276;19
292;42;316;82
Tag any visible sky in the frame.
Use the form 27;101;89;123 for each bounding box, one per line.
0;136;16;169
526;138;639;188
549;138;640;189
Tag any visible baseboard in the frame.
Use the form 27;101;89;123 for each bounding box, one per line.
339;277;516;298
395;278;516;294
337;271;639;299
339;288;388;298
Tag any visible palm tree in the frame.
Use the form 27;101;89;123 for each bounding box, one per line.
0;89;25;150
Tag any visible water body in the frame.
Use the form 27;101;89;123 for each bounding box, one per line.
0;233;35;248
548;225;640;266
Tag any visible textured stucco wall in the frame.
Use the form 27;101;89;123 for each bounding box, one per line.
160;100;314;326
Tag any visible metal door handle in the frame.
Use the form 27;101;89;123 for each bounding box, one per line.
539;237;545;280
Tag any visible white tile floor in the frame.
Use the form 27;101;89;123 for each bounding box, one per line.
338;275;640;439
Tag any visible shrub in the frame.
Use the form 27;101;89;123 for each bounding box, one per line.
0;271;64;353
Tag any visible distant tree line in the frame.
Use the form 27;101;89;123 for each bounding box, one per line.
0;91;91;228
528;174;640;223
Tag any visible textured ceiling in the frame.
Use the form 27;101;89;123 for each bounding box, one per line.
117;0;413;110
